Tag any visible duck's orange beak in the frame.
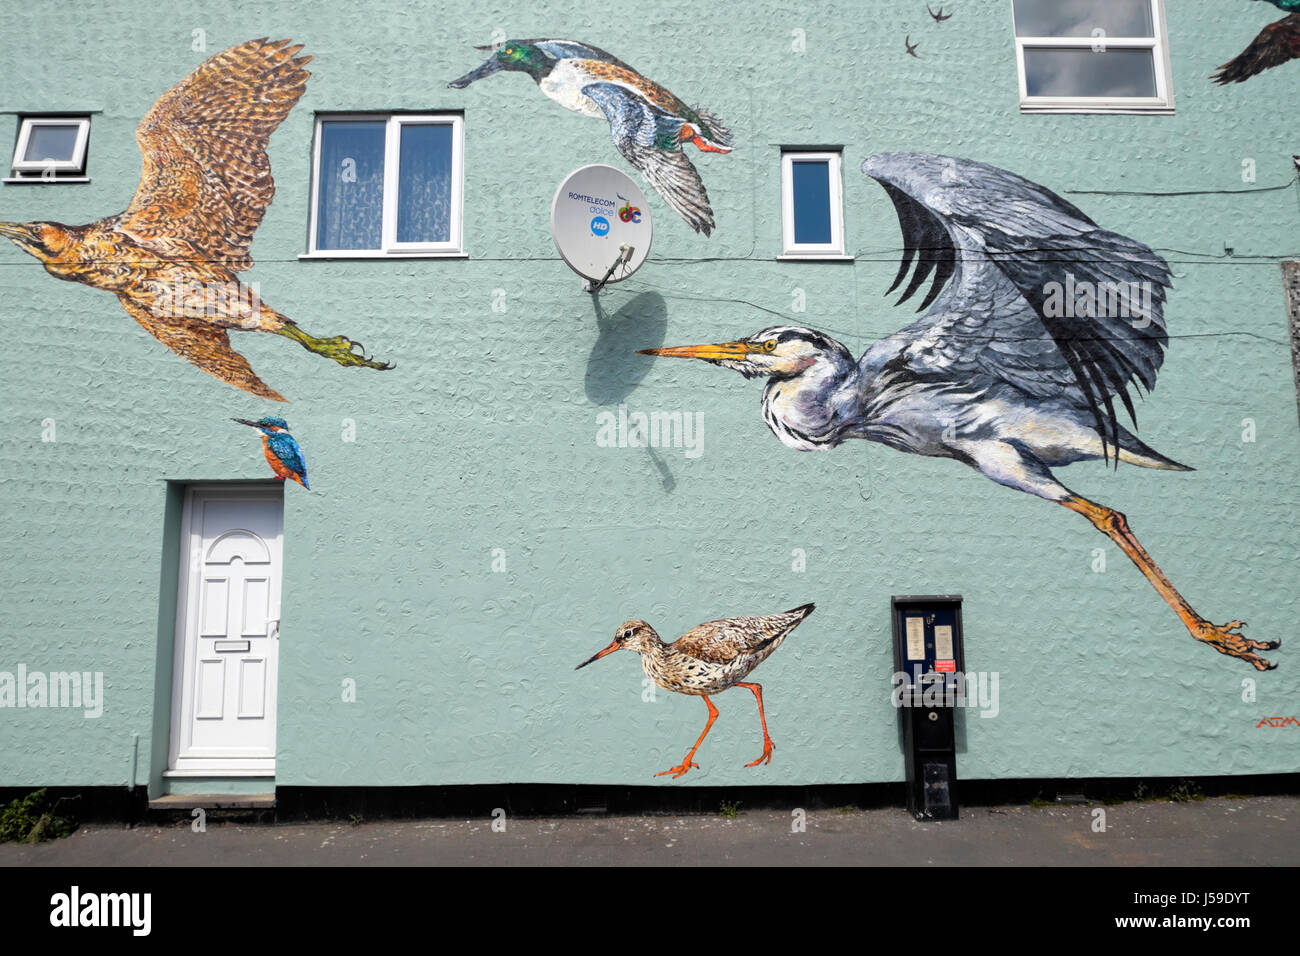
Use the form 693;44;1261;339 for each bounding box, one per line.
575;640;621;670
637;340;755;361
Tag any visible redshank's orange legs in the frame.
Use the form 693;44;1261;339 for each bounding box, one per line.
1061;495;1278;670
656;696;719;779
736;681;775;767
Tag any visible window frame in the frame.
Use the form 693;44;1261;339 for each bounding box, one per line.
779;149;850;261
8;115;91;179
1011;0;1175;114
305;112;465;259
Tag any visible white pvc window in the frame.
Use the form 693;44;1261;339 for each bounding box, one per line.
307;113;464;257
9;117;91;179
1012;0;1174;113
780;150;847;259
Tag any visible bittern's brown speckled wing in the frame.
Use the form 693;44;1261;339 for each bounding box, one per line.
673;605;816;664
118;38;311;272
118;297;286;402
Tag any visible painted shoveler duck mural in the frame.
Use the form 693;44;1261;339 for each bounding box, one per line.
1212;0;1300;84
235;416;309;489
449;39;733;236
639;153;1280;672
576;604;814;778
0;39;393;403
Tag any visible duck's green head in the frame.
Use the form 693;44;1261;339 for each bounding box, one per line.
448;41;548;88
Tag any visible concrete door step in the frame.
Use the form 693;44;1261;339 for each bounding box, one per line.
147;793;276;810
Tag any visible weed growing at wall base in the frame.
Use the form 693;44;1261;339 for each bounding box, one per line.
0;789;77;843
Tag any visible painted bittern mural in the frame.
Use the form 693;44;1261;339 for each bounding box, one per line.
1212;1;1300;84
0;38;393;402
235;416;309;489
576;604;814;778
640;152;1281;672
449;39;732;236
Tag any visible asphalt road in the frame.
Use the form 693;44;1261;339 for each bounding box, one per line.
1;795;1295;866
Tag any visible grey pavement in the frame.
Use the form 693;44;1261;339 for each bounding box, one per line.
1;795;1296;866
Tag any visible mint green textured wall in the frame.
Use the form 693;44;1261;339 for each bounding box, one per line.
1;0;1297;788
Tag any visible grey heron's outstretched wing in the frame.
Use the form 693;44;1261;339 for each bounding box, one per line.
859;152;1172;462
581;82;716;236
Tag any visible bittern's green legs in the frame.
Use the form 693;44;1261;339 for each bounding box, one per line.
276;323;394;370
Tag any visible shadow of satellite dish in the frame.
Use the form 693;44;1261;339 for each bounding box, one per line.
585;291;667;406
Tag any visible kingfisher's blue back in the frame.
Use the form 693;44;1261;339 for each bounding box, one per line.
264;431;309;489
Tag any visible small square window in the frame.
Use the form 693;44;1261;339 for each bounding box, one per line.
780;150;847;259
8;116;91;181
1012;0;1174;113
307;113;464;257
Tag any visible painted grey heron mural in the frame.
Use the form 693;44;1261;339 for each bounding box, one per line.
640;152;1280;672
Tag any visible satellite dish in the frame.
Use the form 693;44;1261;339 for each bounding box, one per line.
550;164;653;291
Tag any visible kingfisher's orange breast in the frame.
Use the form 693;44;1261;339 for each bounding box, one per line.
261;436;305;485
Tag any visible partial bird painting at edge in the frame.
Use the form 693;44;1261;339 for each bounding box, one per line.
0;39;393;402
449;38;732;236
640;152;1280;672
577;604;813;778
235;416;309;489
1212;1;1300;84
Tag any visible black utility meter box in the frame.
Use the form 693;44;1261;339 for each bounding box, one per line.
891;595;965;821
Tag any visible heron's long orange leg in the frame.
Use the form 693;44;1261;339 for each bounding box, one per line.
736;682;775;767
1062;495;1278;670
655;696;718;779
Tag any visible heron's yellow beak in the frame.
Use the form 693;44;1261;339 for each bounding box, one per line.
637;340;757;361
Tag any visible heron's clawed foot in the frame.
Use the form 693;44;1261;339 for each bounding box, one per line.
277;325;395;371
745;737;775;768
1189;618;1279;671
654;758;700;779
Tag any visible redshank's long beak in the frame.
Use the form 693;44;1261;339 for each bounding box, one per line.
637;340;756;361
575;640;621;670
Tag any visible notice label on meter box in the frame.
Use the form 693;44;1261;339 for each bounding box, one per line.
934;624;954;661
905;617;925;659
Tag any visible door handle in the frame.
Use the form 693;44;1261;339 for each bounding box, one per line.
267;618;280;640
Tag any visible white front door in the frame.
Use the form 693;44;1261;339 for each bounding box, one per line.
168;485;283;776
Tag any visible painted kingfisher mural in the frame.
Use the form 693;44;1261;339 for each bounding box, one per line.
1212;0;1300;84
235;416;309;489
577;605;814;778
639;153;1281;673
449;39;733;236
0;38;394;402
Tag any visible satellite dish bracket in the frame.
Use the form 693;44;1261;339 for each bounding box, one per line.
583;244;636;294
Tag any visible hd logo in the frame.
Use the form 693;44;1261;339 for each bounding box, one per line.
590;215;610;237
